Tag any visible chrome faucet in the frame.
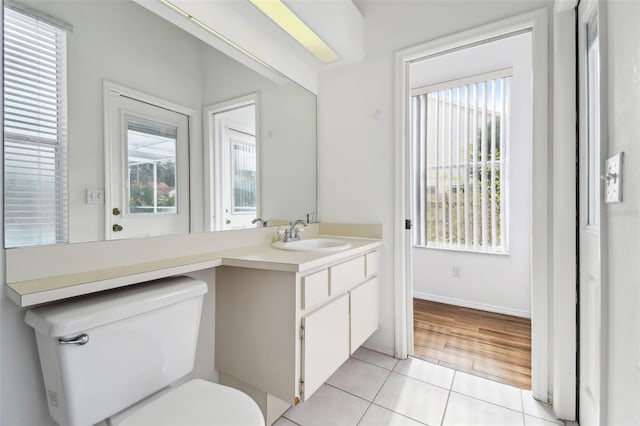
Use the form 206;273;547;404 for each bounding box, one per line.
252;218;267;227
283;219;307;242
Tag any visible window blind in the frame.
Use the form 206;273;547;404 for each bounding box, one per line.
3;4;69;247
411;71;511;254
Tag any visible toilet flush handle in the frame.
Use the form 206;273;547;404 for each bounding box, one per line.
58;334;90;346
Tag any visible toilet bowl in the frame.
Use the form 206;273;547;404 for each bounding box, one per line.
25;276;264;426
109;379;263;426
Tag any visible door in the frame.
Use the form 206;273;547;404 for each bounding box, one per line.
106;92;190;239
220;128;257;230
301;294;350;401
206;99;257;231
578;2;606;424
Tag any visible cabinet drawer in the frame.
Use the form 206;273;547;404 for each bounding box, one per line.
365;251;380;277
329;256;365;295
302;269;329;310
350;277;379;353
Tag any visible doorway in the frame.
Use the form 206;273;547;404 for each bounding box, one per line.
394;9;551;402
408;30;533;389
204;95;258;231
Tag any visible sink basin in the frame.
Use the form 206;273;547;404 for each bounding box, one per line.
272;238;352;252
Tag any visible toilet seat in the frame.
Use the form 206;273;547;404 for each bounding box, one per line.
117;379;264;426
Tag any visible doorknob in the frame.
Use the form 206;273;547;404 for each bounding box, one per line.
112;208;121;216
112;224;123;232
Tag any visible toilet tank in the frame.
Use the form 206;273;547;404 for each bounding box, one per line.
25;276;208;426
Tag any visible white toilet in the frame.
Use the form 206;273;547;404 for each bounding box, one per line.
25;276;264;426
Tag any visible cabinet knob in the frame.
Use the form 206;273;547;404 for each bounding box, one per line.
112;224;123;232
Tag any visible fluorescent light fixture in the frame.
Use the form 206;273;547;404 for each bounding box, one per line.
159;0;281;77
249;0;339;64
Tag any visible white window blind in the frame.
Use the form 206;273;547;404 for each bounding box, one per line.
411;70;511;254
3;3;70;247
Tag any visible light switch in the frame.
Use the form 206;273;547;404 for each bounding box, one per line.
603;152;623;203
86;188;104;204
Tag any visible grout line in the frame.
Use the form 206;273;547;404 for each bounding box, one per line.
388;369;455;393
449;390;524;414
355;366;394;426
440;370;456;425
369;402;431;425
324;382;376;404
350;354;398;371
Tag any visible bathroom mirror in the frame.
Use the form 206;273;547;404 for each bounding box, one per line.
3;0;316;247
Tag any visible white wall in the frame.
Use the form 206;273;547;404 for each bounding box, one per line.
411;32;533;319
318;0;551;354
603;1;640;424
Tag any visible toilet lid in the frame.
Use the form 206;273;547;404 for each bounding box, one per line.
118;379;264;426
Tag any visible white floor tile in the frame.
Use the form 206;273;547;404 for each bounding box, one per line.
373;372;449;426
443;392;525;426
451;371;523;411
358;404;426;426
273;417;299;426
393;357;455;389
351;347;398;370
327;358;391;401
521;390;564;424
524;414;566;426
283;384;369;426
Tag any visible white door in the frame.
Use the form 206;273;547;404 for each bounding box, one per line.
578;2;606;425
106;92;190;239
220;128;257;230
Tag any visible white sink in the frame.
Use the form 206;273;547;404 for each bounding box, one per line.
272;238;352;252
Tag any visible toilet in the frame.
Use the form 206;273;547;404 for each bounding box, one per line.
25;276;264;426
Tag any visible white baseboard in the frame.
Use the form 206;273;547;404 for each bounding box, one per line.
413;291;531;319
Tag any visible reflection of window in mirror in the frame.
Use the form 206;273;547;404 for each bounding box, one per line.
3;3;71;248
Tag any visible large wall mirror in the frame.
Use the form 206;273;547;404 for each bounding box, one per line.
3;0;317;247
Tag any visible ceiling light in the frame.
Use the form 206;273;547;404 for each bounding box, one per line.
250;0;339;64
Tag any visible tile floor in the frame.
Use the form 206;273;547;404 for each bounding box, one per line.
275;348;566;426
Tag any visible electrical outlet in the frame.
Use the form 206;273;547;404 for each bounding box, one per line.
86;188;104;204
306;212;318;223
452;266;461;278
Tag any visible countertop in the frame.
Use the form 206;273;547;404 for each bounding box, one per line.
6;236;382;308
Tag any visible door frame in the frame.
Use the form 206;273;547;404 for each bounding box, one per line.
102;81;196;240
203;93;259;232
393;9;556;404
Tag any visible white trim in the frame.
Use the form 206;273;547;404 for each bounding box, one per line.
413;291;531;319
394;8;551;401
203;93;260;232
551;1;578;419
102;80;197;240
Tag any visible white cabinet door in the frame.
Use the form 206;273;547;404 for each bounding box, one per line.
350;277;379;353
301;294;349;400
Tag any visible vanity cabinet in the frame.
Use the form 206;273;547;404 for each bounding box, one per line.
215;248;380;417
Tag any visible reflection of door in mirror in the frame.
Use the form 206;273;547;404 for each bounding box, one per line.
206;97;258;231
222;129;257;230
105;87;190;239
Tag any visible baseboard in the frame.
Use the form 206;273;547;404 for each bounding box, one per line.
413;291;531;319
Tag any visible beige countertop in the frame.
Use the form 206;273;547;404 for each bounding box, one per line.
6;236;382;308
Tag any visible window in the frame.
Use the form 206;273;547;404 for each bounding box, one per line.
231;139;256;214
3;3;70;247
586;15;600;227
411;70;511;253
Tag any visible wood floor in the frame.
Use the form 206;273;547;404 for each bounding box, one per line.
413;299;531;389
